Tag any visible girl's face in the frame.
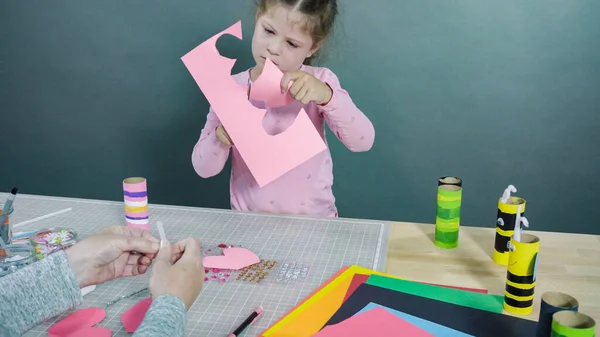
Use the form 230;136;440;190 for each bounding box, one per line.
251;5;319;74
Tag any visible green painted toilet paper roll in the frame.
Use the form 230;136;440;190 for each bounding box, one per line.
551;311;596;337
435;184;462;248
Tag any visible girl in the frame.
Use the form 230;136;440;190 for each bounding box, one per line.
191;0;375;218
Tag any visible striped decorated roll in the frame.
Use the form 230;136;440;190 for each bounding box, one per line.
435;182;462;249
123;177;149;230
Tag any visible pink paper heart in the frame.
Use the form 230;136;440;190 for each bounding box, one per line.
202;247;260;270
65;327;112;337
249;58;294;107
121;297;152;333
48;307;106;337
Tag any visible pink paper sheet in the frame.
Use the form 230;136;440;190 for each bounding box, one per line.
181;21;327;187
121;297;152;333
48;308;106;337
202;247;260;270
313;306;434;336
249;58;294;107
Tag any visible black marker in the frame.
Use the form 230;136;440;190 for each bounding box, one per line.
228;306;263;337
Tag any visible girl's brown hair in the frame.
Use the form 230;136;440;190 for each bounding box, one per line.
255;0;338;65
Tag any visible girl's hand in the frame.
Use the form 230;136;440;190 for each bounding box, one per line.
216;124;233;146
281;70;332;105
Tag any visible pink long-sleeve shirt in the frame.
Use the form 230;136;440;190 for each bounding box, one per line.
191;64;375;218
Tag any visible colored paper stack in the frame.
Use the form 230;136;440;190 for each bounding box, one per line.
259;265;540;337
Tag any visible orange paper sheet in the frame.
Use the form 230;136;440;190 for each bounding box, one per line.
259;265;402;337
180;21;327;187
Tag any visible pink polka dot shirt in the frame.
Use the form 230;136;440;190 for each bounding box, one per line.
191;65;375;218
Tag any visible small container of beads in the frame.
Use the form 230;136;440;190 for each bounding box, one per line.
30;227;78;260
0;244;36;277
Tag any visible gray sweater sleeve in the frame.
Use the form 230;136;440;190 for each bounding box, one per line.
0;250;82;337
0;250;188;337
133;294;187;336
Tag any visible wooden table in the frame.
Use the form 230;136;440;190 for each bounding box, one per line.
384;221;600;324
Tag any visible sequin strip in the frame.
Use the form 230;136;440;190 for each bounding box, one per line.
236;259;277;283
276;261;310;283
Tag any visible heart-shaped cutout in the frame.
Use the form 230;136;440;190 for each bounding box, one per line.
202;247;260;270
65;326;112;337
249;58;294;107
121;297;152;333
48;307;106;337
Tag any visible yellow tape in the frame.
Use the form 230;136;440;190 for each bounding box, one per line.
497;197;526;214
124;205;148;213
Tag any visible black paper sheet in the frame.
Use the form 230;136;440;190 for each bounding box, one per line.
322;284;538;337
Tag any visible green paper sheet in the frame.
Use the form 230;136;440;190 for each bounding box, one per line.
366;275;504;313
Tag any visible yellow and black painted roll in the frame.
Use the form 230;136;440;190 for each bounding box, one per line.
504;234;540;315
435;180;462;249
493;197;526;265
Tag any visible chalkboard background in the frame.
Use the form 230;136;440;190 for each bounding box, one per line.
1;0;599;234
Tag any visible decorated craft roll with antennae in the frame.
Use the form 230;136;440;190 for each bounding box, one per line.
435;181;462;249
123;177;150;230
493;184;526;265
503;233;539;315
551;311;596;337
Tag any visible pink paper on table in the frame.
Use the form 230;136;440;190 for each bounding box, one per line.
180;20;327;188
121;297;152;333
65;327;112;337
313;306;434;337
202;247;260;270
249;57;294;107
48;307;106;337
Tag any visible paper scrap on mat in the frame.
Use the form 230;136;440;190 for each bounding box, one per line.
314;306;434;336
64;327;111;337
48;307;106;337
121;297;153;333
180;20;327;187
202;247;260;270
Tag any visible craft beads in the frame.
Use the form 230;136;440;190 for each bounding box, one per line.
0;244;36;278
201;243;241;284
30;227;77;260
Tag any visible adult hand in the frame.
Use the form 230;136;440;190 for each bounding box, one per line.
65;226;160;288
148;238;205;310
216;123;233;146
280;70;332;105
